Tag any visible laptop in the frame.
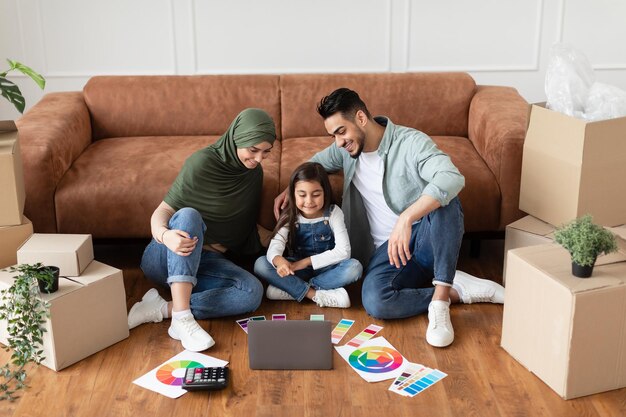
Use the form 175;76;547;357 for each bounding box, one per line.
247;320;333;370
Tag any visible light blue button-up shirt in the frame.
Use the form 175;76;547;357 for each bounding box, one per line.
310;116;465;266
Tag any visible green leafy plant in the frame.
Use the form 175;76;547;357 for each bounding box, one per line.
554;215;618;267
0;59;45;114
0;263;54;401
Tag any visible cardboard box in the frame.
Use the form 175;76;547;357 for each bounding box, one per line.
17;233;94;276
503;215;555;284
501;243;626;399
519;103;626;227
0;121;26;226
0;261;129;371
0;216;34;268
503;215;626;284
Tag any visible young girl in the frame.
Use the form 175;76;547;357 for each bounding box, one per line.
254;162;362;308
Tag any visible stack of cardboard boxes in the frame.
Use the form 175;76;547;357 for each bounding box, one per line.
0;122;129;371
501;104;626;399
0;121;32;268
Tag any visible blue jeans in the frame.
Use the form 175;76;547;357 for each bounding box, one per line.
140;207;263;319
361;197;464;319
254;257;362;301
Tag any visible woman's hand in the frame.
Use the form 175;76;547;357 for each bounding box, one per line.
163;229;199;256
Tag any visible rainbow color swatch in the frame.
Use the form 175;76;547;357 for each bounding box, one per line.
156;360;204;386
346;324;383;347
310;314;325;321
331;319;355;344
348;346;403;374
389;364;447;397
272;313;286;320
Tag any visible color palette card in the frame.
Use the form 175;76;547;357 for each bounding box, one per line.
335;336;406;383
250;315;266;321
345;324;383;347
388;365;447;397
310;314;325;321
133;351;228;398
389;362;425;396
331;319;355;344
272;313;287;320
236;318;250;334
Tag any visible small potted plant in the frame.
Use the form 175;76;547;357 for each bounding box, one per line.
554;215;618;278
0;263;56;401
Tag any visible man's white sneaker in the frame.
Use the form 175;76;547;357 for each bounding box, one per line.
266;285;296;301
127;288;167;330
168;313;215;352
312;288;351;308
452;271;505;304
426;300;454;347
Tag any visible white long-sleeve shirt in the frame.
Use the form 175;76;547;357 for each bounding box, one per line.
266;205;351;270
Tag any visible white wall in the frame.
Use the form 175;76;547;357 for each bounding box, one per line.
1;0;625;119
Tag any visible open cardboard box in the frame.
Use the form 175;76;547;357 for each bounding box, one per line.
501;238;626;399
0;261;129;371
519;103;626;227
0;121;26;227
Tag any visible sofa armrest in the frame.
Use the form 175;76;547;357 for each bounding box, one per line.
16;92;92;232
468;86;528;229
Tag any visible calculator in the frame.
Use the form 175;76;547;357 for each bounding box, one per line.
182;366;229;391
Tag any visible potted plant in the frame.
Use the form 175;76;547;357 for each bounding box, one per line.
1;59;45;114
554;215;618;278
0;263;57;401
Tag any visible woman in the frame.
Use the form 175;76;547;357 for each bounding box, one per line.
128;108;276;352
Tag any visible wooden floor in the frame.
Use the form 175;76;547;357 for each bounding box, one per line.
1;239;625;417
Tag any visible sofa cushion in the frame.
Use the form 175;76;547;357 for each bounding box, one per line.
83;75;282;141
280;73;476;140
279;135;499;233
433;136;500;232
55;136;281;238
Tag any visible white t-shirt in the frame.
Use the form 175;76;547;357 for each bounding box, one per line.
352;150;399;248
266;205;351;270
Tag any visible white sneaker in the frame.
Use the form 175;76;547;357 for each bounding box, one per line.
452;270;505;304
426;300;454;347
127;288;167;330
168;313;215;352
312;288;351;308
266;285;296;301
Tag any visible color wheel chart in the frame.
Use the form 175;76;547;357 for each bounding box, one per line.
156;360;204;386
133;351;228;398
336;336;406;383
348;346;403;373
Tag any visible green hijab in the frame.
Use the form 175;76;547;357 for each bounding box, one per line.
164;108;276;254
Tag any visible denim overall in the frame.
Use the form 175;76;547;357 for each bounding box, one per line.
254;206;362;301
291;207;335;259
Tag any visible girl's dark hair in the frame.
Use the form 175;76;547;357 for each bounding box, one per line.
273;162;334;255
317;87;371;120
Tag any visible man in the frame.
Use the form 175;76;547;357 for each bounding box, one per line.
274;88;504;347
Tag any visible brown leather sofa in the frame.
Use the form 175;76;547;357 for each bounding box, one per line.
16;73;528;240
